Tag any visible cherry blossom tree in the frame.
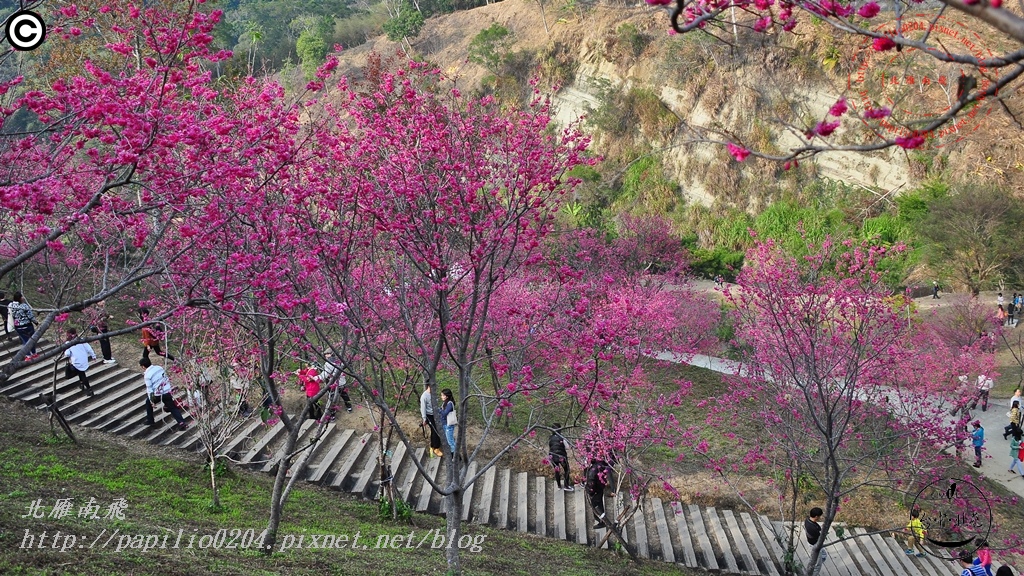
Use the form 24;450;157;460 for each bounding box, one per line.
700;238;993;575
0;1;270;378
645;0;1024;160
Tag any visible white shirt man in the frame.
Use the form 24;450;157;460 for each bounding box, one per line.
318;355;353;413
64;341;96;372
145;364;173;397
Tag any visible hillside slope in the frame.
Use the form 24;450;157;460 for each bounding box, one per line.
327;0;1024;208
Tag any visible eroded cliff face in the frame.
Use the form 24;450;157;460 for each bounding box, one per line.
330;0;1023;209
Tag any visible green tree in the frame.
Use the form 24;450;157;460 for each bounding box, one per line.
468;23;512;74
296;28;328;79
917;185;1022;296
382;2;425;43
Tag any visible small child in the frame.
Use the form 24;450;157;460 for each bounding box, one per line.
904;508;926;557
974;540;993;576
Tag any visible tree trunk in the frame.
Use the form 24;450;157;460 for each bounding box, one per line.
208;453;220;510
261;459;289;554
444;487;463;574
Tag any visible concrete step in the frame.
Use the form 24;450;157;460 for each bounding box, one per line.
4;351;1014;576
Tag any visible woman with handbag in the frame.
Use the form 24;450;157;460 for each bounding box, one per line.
439;388;457;455
1004;400;1022;439
9;291;39;358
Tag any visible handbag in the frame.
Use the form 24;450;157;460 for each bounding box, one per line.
446;407;457;427
64;361;76;380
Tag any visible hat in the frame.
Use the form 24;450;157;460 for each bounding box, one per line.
973;420;982;427
954;550;973;563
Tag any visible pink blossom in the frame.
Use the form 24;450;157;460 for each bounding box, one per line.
828;98;848;117
863;106;891;119
872;36;897;51
646;0;673;4
857;1;881;17
726;142;750;162
895;134;926;149
815;120;841;137
753;16;772;32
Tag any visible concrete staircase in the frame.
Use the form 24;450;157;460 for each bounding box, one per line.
0;334;1002;575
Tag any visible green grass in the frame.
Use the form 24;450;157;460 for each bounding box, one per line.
0;398;699;576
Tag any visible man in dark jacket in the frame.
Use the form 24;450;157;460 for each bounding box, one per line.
548;424;573;492
587;458;612;529
805;507;828;568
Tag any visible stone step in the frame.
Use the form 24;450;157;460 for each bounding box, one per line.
396;448;425;503
739;511;780;576
535;476;547;538
689;504;720;571
239;421;286;466
221;418;269;460
307;428;355;484
571;484;587;546
460;461;479;522
415;456;441;513
328;432;373;490
496;468;511;531
516;471;528;533
259;419;317;473
722;508;756;574
474;466;497;525
669;501;698;568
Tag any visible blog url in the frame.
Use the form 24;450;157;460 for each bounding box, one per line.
19;527;487;553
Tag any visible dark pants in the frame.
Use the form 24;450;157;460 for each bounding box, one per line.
972;390;990;411
15;324;36;355
71;366;91;391
99;335;112;361
146;393;185;425
425;414;441;450
551;454;571;487
143;343;175;362
588;489;605;518
339;387;352;410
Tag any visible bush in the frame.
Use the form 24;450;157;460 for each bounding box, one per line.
468;23;513;74
383;3;424;42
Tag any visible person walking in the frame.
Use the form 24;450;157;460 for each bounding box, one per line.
0;291;10;337
998;305;1008;327
439;388;457;455
587;458;613;529
957;550;988;576
141;357;187;430
63;328;97;397
972;420;985;467
1010;299;1017;327
8;291;39;358
89;301;115;364
973;374;993;412
1012;432;1024;478
420;383;442;457
319;354;353;414
933;281;940;299
805;507;829;568
1005;400;1022;439
138;308;175;361
548;424;574;492
904;507;927;557
298;365;324;421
